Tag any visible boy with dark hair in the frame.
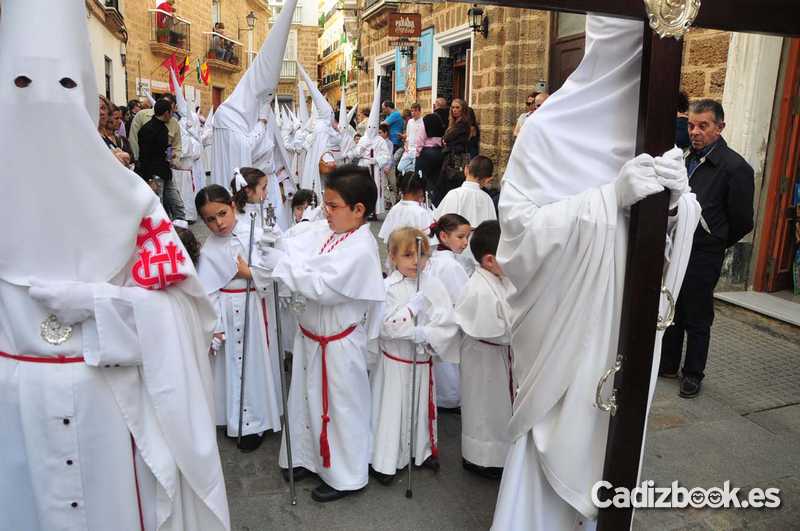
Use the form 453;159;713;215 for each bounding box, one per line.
434;155;497;229
454;220;515;478
254;164;385;502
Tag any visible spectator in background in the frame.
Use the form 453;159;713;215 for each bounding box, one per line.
467;106;480;159
129;92;182;169
126;98;142;136
398;102;424;174
437;98;472;203
111;105;135;166
675;91;691;149
382;100;404;152
416;112;446;202
433;96;450;128
212;22;234;62
513;91;549;138
98;96;131;167
356;106;369;136
659;99;755;399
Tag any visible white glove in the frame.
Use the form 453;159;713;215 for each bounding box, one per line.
654;147;690;209
210;333;225;353
614;154;663;209
258;245;287;271
407;291;430;316
413;326;428;345
258;225;282;248
29;281;96;325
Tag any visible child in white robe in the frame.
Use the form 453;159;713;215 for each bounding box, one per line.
426;213;472;410
378;172;435;245
255;165;385;503
369;228;459;484
455;220;515;478
196;173;283;453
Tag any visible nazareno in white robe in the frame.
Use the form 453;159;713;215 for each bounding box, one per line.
426;248;468;408
491;15;701;531
454;267;516;468
370;270;459;475
255;222;384;491
197;206;283;436
0;204;230;531
356;135;392;216
377;200;436;244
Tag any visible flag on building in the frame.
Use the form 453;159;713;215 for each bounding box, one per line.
161;53;179;93
178;55;191;84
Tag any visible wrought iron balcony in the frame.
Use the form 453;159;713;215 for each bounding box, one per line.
204;32;243;72
281;60;298;79
148;9;191;55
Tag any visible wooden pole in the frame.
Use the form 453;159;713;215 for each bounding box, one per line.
596;26;684;531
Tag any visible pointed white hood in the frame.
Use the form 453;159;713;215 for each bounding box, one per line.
215;0;298;133
339;87;347;127
502;15;643;206
0;0;154;285
170;67;193;128
364;76;382;140
296;79;309;123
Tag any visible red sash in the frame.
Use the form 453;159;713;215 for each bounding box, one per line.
382;350;438;459
0;351;84;363
299;324;357;468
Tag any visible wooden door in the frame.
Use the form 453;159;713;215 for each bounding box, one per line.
755;39;800;292
549;12;586;92
212;86;223;110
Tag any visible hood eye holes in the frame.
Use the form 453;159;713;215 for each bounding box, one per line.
59;77;77;89
14;76;32;88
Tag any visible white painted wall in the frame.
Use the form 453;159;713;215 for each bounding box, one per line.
86;12;127;104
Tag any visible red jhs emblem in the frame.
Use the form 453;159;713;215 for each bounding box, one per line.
132;217;187;290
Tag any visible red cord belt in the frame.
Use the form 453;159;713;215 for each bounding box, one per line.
478;340;515;404
0;351;84;363
299;324;357;468
382;350;438;459
220;287;257;293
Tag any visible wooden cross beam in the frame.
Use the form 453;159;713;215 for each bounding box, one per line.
443;0;799;529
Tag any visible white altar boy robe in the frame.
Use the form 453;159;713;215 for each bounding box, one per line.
455;267;516;468
370;271;459;474
266;223;385;491
377;200;435;244
197;206;283;436
434;181;497;228
426;248;468;408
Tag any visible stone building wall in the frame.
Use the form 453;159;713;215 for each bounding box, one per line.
277;24;320;104
681;28;731;101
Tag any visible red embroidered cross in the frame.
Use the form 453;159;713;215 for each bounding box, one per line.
132;217;187;290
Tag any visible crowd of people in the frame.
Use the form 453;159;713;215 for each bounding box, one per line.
3;2;756;530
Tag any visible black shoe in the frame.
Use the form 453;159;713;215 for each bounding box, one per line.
437;406;461;415
420;456;440;473
679;375;702;398
659;369;680;379
237;433;264;452
281;466;314;483
311;483;361;502
462;458;502;479
369;466;396;486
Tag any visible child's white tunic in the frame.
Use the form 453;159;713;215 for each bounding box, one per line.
370;271;458;474
268;223;385;491
455;268;515;468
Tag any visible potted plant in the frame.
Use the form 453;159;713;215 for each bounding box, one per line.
156;28;170;43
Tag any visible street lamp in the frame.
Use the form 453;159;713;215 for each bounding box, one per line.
246;10;257;30
467;4;489;38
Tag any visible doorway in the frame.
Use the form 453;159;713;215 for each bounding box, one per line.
212;86;224;110
549;12;586;93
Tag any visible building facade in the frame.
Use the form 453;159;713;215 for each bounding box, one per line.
317;0;358;107
86;0;129;105
270;0;321;107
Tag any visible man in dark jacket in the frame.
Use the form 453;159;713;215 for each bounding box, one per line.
660;99;755;398
137;98;185;220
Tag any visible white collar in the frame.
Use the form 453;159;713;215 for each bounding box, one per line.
462;181;481;190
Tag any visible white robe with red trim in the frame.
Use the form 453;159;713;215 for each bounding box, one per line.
454;267;515;468
0;207;229;531
258;222;385;491
370;270;458;475
197;206;283;436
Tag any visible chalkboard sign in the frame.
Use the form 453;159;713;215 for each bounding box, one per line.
436;57;454;103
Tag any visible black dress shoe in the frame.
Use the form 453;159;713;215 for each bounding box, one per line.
237;433;264;452
311;483;361;502
420;456;440;473
369;466;395;485
462;458;502;479
679;375;702;398
658;369;680;379
281;466;315;482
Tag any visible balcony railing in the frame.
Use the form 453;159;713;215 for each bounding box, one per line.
204;32;243;72
148;9;191;53
281;60;298;79
361;0;400;21
320;40;340;59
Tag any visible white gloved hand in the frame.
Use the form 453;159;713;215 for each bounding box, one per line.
654;147;690;209
210;333;225;354
29;281;96;325
614;153;663;209
407;291;430;316
413;326;428;345
258;245;287;271
259;225;282;248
